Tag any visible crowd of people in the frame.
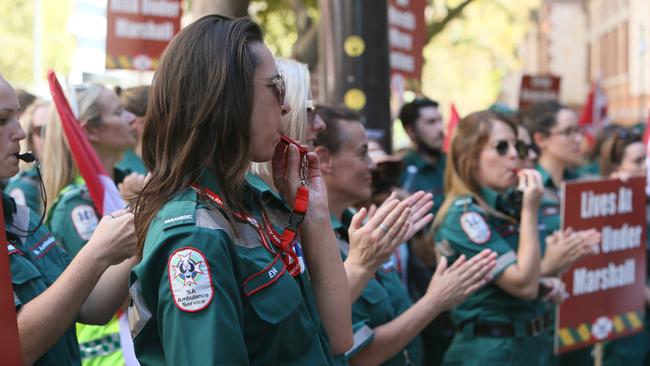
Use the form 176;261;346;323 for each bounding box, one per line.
2;14;649;366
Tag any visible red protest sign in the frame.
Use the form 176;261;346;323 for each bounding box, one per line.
519;74;561;109
556;177;647;354
388;0;426;84
0;197;23;365
106;0;182;70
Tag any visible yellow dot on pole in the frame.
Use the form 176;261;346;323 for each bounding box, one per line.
344;35;365;57
344;88;366;110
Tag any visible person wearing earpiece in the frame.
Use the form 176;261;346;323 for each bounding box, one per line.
0;73;137;365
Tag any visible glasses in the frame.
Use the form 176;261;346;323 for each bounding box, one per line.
493;139;528;160
549;126;580;137
254;73;286;106
615;127;642;142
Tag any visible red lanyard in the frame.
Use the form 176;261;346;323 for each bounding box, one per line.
191;183;309;277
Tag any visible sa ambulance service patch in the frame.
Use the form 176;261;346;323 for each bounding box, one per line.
168;247;213;312
460;212;491;244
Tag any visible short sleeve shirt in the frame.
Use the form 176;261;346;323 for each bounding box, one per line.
48;183;99;257
5;167;42;215
435;189;542;325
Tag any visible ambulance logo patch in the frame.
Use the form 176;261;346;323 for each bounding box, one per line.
460;212;491;244
71;205;98;240
8;188;26;206
168;247;213;312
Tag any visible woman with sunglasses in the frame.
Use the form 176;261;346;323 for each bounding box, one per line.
520;100;601;366
4;100;49;214
130;16;352;365
598;126;650;366
433;110;553;365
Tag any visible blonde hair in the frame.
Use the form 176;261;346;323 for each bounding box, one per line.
18;100;49;170
43;84;105;214
249;58;310;180
432;110;517;233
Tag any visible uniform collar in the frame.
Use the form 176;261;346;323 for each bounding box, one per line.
479;187;501;209
245;173;286;207
2;192;16;225
535;162;578;190
403;150;445;170
198;168;225;197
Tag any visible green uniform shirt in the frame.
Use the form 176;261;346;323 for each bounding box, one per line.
535;163;582;235
400;151;446;215
116;149;146;175
4;193;80;366
128;169;334;365
331;213;422;366
48;183;99;257
435;189;543;325
5;167;42;215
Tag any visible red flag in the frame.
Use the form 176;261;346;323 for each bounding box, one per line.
0;197;23;365
444;103;460;153
47;71;125;215
579;81;608;147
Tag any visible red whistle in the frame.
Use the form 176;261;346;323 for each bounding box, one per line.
280;135;308;156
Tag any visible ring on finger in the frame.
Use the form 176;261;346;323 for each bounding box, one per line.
379;223;390;234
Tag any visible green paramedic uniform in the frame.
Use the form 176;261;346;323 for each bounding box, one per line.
435;189;552;366
5;167;42;215
331;211;423;366
46;175;129;366
4;192;80;365
128;169;335;365
400;151;446;214
535;163;592;366
116;149;146;175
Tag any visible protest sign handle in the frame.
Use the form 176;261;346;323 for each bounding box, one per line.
594;342;603;366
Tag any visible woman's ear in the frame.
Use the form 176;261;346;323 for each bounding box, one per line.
80;121;101;143
314;146;332;175
532;131;547;151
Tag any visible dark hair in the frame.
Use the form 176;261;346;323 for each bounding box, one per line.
119;85;150;117
134;15;264;258
398;97;439;130
519;100;569;137
314;105;361;153
589;124;620;161
599;126;643;176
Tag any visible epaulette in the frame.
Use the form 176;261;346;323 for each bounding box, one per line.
159;189;198;231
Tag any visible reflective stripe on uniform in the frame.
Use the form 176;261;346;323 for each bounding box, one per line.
491;251;517;277
78;333;121;360
128;279;152;339
345;324;375;358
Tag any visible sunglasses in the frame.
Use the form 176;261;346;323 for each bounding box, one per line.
254;72;286;106
493;139;528;160
615;127;642;142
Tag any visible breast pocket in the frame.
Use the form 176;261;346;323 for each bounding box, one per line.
243;254;301;324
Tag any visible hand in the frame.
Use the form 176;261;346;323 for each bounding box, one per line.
540;277;568;304
118;172;147;202
610;171;631;182
347;199;411;273
272;143;328;213
424;250;497;312
518;169;543;211
367;191;433;241
543;228;600;275
88;209;136;266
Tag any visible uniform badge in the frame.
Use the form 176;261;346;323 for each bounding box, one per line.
168;247;213;312
460;212;491;244
71;205;99;240
542;205;559;217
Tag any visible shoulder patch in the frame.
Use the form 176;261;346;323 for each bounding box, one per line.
542;205;559;217
168;247;213;312
71;205;99;240
454;197;473;206
8;188;26;206
460;211;491;244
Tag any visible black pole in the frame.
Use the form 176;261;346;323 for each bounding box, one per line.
319;0;392;152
